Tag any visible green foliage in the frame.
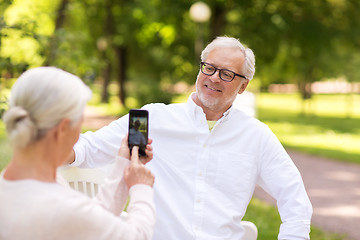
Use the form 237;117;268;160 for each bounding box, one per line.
1;0;59;67
219;0;360;97
0;76;12;118
0;96;7;118
0;121;11;171
1;0;360;106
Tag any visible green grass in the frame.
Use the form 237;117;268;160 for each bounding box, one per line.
257;93;360;164
243;198;346;240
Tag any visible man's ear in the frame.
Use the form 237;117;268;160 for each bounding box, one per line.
238;79;249;94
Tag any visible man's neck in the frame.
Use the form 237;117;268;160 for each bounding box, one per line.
191;93;228;121
203;109;225;121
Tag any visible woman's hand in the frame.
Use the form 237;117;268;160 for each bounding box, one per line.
118;135;153;165
124;146;155;188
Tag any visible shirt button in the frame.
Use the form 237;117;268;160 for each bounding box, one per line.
198;172;202;176
196;199;201;203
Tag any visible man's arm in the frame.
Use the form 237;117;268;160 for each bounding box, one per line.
71;116;128;168
258;129;312;240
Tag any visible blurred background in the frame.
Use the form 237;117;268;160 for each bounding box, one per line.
0;0;359;239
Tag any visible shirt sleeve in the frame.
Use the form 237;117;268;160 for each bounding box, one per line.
257;127;313;240
53;184;155;240
72;116;128;168
93;156;130;216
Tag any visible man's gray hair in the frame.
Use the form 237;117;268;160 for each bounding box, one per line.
201;36;256;80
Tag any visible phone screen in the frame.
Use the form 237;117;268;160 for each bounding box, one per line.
128;109;148;156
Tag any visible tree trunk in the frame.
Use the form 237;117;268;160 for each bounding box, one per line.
298;68;314;116
114;46;127;105
44;0;69;66
99;0;114;103
105;0;127;106
209;3;226;40
101;56;111;103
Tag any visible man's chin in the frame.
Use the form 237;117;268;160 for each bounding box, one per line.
198;94;220;110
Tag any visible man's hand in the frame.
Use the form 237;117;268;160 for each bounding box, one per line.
140;138;153;164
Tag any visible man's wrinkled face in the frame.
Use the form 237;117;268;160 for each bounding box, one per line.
195;48;249;114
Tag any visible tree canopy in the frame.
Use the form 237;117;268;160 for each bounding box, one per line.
1;0;359;108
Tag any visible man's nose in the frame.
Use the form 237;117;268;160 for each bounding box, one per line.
209;70;221;83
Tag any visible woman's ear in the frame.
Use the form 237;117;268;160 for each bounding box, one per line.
53;118;71;142
238;79;249;94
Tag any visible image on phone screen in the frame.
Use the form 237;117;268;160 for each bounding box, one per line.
128;109;148;156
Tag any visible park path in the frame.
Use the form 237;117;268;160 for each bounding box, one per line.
83;106;118;130
254;151;360;240
83;106;360;240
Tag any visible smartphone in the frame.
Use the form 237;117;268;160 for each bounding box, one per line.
128;109;149;156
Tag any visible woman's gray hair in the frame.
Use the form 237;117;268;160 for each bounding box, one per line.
201;36;256;80
2;67;92;149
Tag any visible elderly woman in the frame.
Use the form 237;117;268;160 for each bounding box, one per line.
0;67;155;240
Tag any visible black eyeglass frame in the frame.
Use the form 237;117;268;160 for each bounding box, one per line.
200;62;247;82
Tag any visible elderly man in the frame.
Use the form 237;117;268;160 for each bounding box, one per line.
70;36;312;240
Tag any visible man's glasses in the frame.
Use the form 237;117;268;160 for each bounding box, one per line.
200;62;247;82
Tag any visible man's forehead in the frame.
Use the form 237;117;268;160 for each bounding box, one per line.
206;48;245;70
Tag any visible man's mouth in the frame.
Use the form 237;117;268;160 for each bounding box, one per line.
205;84;221;92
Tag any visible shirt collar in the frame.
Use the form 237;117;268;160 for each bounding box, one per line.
186;92;235;123
186;92;205;122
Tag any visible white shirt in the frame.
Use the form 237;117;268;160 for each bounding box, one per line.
73;93;312;240
0;157;155;240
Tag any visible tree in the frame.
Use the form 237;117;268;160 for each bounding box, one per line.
44;0;69;66
1;0;360;111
